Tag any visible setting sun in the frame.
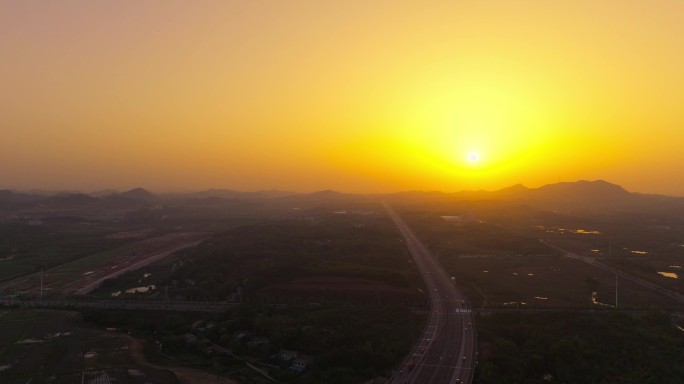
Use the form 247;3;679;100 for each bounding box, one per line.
467;151;482;164
2;3;684;383
2;1;684;195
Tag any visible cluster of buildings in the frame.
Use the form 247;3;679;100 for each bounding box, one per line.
233;331;315;372
277;349;315;372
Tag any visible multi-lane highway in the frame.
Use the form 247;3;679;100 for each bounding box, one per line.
385;204;476;384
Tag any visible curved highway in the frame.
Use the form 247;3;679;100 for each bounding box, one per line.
385;204;476;384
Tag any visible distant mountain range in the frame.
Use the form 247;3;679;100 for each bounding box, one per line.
1;180;682;215
0;188;160;213
174;189;295;200
457;179;635;209
387;180;684;214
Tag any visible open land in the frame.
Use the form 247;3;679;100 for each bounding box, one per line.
398;205;684;310
0;309;185;384
4;183;684;383
0;232;209;298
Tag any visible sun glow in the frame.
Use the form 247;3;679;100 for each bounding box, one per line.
467;151;482;164
2;2;684;194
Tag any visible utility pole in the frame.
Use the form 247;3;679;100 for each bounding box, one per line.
615;274;618;309
608;236;612;258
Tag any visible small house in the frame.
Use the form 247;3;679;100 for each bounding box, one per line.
279;349;298;362
290;355;314;372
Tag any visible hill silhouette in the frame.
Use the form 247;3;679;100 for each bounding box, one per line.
1;180;683;216
387;180;684;214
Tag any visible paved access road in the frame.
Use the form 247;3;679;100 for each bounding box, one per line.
385;204;476;384
13;299;237;312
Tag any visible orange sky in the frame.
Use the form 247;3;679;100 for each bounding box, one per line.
2;1;683;195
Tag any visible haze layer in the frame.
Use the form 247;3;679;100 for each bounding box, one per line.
2;1;683;194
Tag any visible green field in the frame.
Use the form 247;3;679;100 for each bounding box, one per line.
444;254;680;309
0;222;131;283
399;206;684;309
40;243;139;290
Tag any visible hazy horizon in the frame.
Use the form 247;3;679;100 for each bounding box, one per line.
4;179;684;198
3;1;684;195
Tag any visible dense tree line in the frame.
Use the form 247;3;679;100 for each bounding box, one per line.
475;311;684;384
162;213;423;301
81;304;423;384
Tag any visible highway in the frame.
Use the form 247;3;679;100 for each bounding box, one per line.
385;204;476;384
